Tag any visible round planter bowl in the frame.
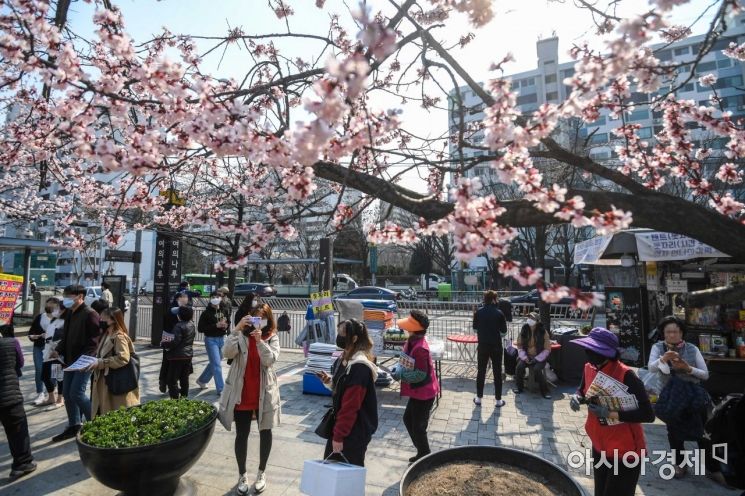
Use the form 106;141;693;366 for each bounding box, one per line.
400;445;586;496
76;406;218;496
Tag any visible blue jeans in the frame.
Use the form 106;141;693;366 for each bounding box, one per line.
62;370;92;426
197;336;224;393
33;347;44;394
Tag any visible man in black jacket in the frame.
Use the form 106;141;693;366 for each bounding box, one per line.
472;290;508;407
0;326;36;478
50;284;101;442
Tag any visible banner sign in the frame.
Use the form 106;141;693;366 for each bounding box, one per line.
0;274;23;326
635;232;728;261
574;234;614;265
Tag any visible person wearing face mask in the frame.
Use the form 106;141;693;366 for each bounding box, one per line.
196;291;231;394
86;307;140;418
316;319;378;468
219;303;281;495
28;299;63;405
569;328;655;496
217;286;233;324
395;310;440;463
39;299;66;409
234;293;260;327
647;316;725;485
513;311;552;399
159;291;191;394
162;306;196;399
49;284;101;443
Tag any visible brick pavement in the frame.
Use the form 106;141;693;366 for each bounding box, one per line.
0;338;736;496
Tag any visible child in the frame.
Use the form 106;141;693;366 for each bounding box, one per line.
162;306;196;399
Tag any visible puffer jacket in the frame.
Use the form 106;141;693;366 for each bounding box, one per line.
0;338;23;408
163;321;195;359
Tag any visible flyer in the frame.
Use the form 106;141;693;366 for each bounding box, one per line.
0;274;23;327
63;355;98;372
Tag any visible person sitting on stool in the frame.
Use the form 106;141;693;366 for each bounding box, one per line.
513;312;552;399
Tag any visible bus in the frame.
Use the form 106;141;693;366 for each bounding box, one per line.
183;273;245;295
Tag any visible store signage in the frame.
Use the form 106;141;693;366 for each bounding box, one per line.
636;232;728;261
665;278;688;293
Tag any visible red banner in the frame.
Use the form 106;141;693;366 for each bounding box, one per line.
0;274;24;326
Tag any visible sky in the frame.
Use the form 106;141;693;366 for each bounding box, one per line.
63;0;720;192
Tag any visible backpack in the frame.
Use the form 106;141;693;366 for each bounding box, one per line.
277;312;291;333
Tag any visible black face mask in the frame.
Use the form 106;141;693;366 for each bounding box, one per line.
585;349;609;366
100;321;110;331
336;335;347;349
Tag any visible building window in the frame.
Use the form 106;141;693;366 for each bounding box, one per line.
653;125;663;135
525;78;535;86
657;49;672;61
674;46;689;56
695;61;717;74
589;151;610;160
561;68;575;78
587;116;607;125
697;75;743;92
637;127;653;139
516;93;538;105
544;59;556;65
544;74;557;84
717;59;732;69
691;43;702;54
628;109;649;121
681;83;694;92
588;133;608;144
546;91;559;101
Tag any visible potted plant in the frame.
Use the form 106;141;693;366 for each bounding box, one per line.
401;446;585;496
76;399;218;496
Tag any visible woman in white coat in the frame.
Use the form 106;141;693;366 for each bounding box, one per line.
219;302;281;495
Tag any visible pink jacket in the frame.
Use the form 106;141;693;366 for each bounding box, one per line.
400;335;440;401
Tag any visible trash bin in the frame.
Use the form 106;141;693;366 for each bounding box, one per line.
437;283;451;301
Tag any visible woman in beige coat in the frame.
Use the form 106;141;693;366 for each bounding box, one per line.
87;307;140;419
218;303;280;495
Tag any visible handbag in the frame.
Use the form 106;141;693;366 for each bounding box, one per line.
105;353;140;395
315;407;335;439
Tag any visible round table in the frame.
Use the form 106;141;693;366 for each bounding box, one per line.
447;334;478;362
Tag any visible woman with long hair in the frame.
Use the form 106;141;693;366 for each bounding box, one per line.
87;307;140;419
219;303;281;495
317;319;379;467
234;293;260;327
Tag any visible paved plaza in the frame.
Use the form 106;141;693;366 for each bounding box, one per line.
0;337;736;496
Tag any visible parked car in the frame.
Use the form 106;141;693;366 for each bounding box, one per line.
84;286;102;306
509;289;598;306
233;283;277;297
335;286;400;301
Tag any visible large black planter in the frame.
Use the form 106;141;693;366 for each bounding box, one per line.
76;406;218;496
401;445;585;496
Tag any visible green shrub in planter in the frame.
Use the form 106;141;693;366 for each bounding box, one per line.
80;399;215;449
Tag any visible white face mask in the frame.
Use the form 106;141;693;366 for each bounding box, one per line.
526;319;536;327
210;298;221;306
51;309;61;318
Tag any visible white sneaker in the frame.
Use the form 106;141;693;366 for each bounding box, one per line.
473;396;482;406
254;470;266;493
236;473;249;495
33;392;47;406
196;380;208;390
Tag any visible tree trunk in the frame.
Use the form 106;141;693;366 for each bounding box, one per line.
535;227;551;330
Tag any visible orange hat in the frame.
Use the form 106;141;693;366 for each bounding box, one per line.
397;316;425;332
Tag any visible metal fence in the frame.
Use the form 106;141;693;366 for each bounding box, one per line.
129;296;596;360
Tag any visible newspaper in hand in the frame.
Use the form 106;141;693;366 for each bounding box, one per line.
63;355;98;372
587;371;639;425
398;352;415;371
